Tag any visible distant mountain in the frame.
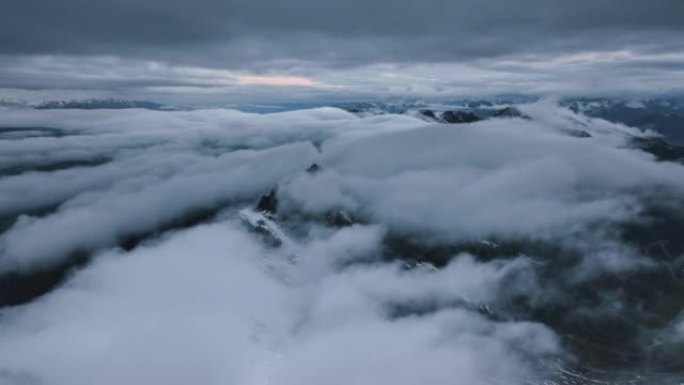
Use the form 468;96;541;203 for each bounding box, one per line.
4;95;682;144
562;97;684;144
337;96;684;145
338;99;535;125
33;98;183;111
0;98;31;109
336;96;536;116
336;98;535;124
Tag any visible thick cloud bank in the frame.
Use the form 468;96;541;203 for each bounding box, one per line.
0;103;683;384
2;1;684;102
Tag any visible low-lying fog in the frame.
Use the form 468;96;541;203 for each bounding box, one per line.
0;102;683;385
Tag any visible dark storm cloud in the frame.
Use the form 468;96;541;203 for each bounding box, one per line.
2;0;683;66
0;0;683;102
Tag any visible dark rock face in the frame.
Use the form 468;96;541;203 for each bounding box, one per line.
325;211;354;227
336;103;384;117
575;130;592;138
306;163;322;174
381;207;684;371
495;107;529;119
0;205;226;308
0;254;88;307
256;189;278;214
563;97;684;145
629;113;684;145
630;137;684;162
568;129;593;138
418;109;438;120
440;110;482;123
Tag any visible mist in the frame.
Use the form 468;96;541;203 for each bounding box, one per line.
0;101;683;384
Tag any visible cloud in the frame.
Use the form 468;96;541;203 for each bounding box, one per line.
0;1;683;101
0;103;683;382
281;103;684;245
0;106;434;272
0;220;560;385
235;75;324;87
2;0;683;58
3;102;683;276
2;47;683;104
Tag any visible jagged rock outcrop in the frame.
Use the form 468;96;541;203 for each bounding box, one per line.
494;106;530;119
256;189;278;214
325;211;354;227
631;137;684;162
440;110;482;123
306;163;322;174
418;110;438;120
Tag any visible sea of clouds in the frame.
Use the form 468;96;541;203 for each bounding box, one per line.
0;102;683;384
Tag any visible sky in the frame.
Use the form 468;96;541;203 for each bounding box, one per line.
1;0;684;104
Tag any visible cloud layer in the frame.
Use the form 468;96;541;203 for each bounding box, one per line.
0;103;684;383
1;0;683;101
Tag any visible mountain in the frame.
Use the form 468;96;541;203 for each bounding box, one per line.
0;98;32;110
34;98;183;111
336;96;536;117
337;96;684;145
562;97;684;144
336;98;531;123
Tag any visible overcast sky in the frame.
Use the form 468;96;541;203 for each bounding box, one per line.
1;0;683;104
